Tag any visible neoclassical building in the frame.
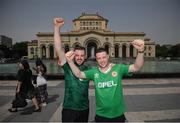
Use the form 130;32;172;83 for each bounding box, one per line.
28;13;155;59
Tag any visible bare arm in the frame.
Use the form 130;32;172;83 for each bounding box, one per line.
16;81;21;93
65;51;86;79
53;18;65;66
129;39;145;73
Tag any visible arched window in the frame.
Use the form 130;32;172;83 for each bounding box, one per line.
41;46;46;59
35;47;38;55
105;44;109;54
149;46;152;51
149;53;151;56
114;45;119;58
96;22;98;26
49;45;54;59
130;45;134;58
30;47;34;54
122;45;126;58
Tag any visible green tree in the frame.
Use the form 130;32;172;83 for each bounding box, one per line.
0;45;11;58
12;41;28;59
155;44;161;57
168;44;180;57
156;44;169;57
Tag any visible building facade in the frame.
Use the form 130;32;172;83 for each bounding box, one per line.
28;13;155;59
0;35;12;48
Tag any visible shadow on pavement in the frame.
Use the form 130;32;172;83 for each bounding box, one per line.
47;94;59;104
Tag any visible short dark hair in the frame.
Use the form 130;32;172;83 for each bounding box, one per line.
35;58;43;66
20;60;30;70
74;46;86;52
95;47;108;54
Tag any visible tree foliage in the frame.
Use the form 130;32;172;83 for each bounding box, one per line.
168;44;180;57
156;44;180;58
12;41;28;59
0;45;11;58
156;44;169;57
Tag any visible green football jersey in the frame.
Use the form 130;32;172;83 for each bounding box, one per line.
84;64;130;118
62;62;89;110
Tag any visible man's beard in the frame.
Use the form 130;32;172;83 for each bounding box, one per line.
74;59;84;66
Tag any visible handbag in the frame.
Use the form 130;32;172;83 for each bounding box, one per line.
12;92;27;108
36;74;47;86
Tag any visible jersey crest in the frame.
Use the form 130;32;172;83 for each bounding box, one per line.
94;73;99;78
112;71;117;77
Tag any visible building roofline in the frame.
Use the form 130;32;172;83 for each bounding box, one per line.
72;13;108;22
36;31;145;37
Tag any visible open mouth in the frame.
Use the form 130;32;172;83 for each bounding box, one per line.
77;60;82;62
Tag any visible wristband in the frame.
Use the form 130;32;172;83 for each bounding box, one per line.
138;48;145;53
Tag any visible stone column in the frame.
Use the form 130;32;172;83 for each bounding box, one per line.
126;45;130;58
46;46;49;59
35;47;37;57
119;45;122;58
38;46;42;58
110;46;114;57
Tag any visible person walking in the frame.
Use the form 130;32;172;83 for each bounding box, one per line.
8;60;41;112
33;58;48;106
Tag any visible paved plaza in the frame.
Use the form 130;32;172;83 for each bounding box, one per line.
0;78;180;122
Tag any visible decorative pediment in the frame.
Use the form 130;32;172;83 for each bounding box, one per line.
73;13;108;22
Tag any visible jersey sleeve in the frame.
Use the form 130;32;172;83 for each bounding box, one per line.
121;64;133;77
83;68;95;80
62;62;69;72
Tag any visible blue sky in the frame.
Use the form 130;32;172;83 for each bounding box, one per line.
0;0;179;45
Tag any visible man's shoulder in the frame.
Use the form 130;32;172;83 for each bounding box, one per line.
80;64;90;69
112;63;128;70
61;62;70;70
86;66;98;71
114;63;127;67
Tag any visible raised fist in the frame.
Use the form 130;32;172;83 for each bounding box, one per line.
131;39;145;52
54;18;64;27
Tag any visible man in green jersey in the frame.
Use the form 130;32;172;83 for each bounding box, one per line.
54;18;89;122
65;39;145;122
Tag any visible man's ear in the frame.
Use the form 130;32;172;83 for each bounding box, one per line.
85;55;87;60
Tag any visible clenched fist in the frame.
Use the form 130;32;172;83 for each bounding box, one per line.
65;51;75;63
131;39;145;52
54;18;64;27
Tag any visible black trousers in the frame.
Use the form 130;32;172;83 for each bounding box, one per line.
62;108;89;122
95;114;126;122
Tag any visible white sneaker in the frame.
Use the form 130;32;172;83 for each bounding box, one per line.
41;102;47;106
26;99;31;102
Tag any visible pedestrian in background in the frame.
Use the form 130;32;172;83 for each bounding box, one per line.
33;58;48;106
8;60;41;112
